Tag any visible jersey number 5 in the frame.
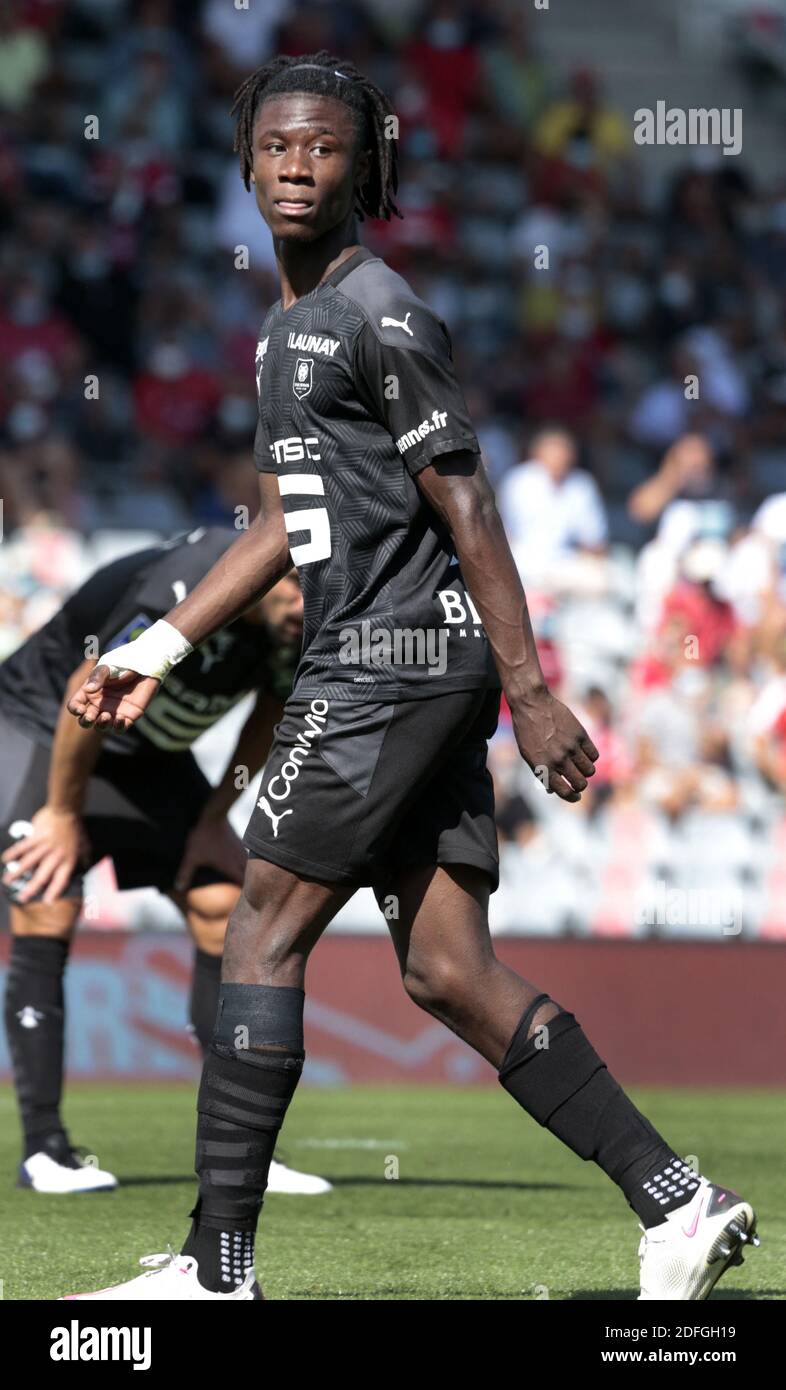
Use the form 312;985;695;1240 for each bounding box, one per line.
278;474;331;564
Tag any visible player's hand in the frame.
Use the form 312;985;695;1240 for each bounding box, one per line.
67;665;161;733
511;688;599;802
174;815;247;893
1;806;90;904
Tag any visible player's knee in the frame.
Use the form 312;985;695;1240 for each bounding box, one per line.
227;862;326;974
225;890;306;976
10;901;79;939
241;857;292;915
184;883;238;954
188;915;226;955
402;953;468;1017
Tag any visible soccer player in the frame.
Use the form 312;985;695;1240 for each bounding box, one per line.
1;526;330;1196
61;53;757;1300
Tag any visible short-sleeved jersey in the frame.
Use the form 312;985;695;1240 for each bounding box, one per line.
0;527;299;756
254;246;500;702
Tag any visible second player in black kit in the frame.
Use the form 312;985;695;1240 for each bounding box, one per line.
62;51;758;1302
0;527;297;894
0;528;307;1195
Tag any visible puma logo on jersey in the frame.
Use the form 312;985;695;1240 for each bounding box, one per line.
17;1006;44;1030
381;312;413;336
256;797;293;838
198;630;235;673
287;332;340;356
256;699;329;836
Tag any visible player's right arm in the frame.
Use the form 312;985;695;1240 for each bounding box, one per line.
67;474;291;733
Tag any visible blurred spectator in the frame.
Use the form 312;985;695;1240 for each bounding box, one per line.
103;47;189;153
630;435;740;635
481;5;547;135
574;685;632;815
133;339;221;446
750;618;786;793
402;0;483;159
0;2;50;111
532;67;628;195
628;337;748;452
497;426;607;587
202;0;292;81
629;432;733;544
633;538;739;691
0;272;81;380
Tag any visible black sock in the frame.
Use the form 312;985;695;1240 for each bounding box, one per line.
182;1210;255;1291
499;1004;696;1228
188;948;222;1057
631;1154;701;1225
3;936;70;1159
182;983;305;1292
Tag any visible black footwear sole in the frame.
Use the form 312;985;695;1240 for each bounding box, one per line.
702;1209;760;1299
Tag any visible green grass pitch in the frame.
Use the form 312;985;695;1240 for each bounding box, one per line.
0;1083;783;1300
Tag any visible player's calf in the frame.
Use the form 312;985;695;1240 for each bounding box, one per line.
175;881;235;1055
401;952;549;1067
5;918;73;1157
5;912;117;1192
499;996;710;1231
181;980;306;1293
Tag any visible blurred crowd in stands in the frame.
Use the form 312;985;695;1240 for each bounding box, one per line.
2;0;786;934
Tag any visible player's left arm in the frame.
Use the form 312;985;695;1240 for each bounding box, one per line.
416;451;599;801
174;690;284;891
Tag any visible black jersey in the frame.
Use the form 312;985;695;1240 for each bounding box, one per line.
254;246;500;703
0;527;298;756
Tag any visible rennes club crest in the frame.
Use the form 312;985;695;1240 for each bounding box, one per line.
293;357;314;399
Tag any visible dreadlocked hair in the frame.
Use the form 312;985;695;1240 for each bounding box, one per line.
230;50;401;222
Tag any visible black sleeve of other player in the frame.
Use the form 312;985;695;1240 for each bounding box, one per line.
352;316;481;477
61;548;161;656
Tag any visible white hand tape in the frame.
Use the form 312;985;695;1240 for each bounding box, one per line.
96;619;193;682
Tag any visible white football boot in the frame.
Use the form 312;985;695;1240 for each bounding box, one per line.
266;1158;332;1195
59;1251;263;1301
638;1176;759;1300
18;1137;117;1194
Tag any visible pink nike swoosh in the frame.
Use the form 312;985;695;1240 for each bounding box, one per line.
682;1196;706;1238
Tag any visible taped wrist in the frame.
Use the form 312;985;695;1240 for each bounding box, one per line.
98;619;193;681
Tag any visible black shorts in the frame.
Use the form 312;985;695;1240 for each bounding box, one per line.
0;709;224;902
243;687;501;893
